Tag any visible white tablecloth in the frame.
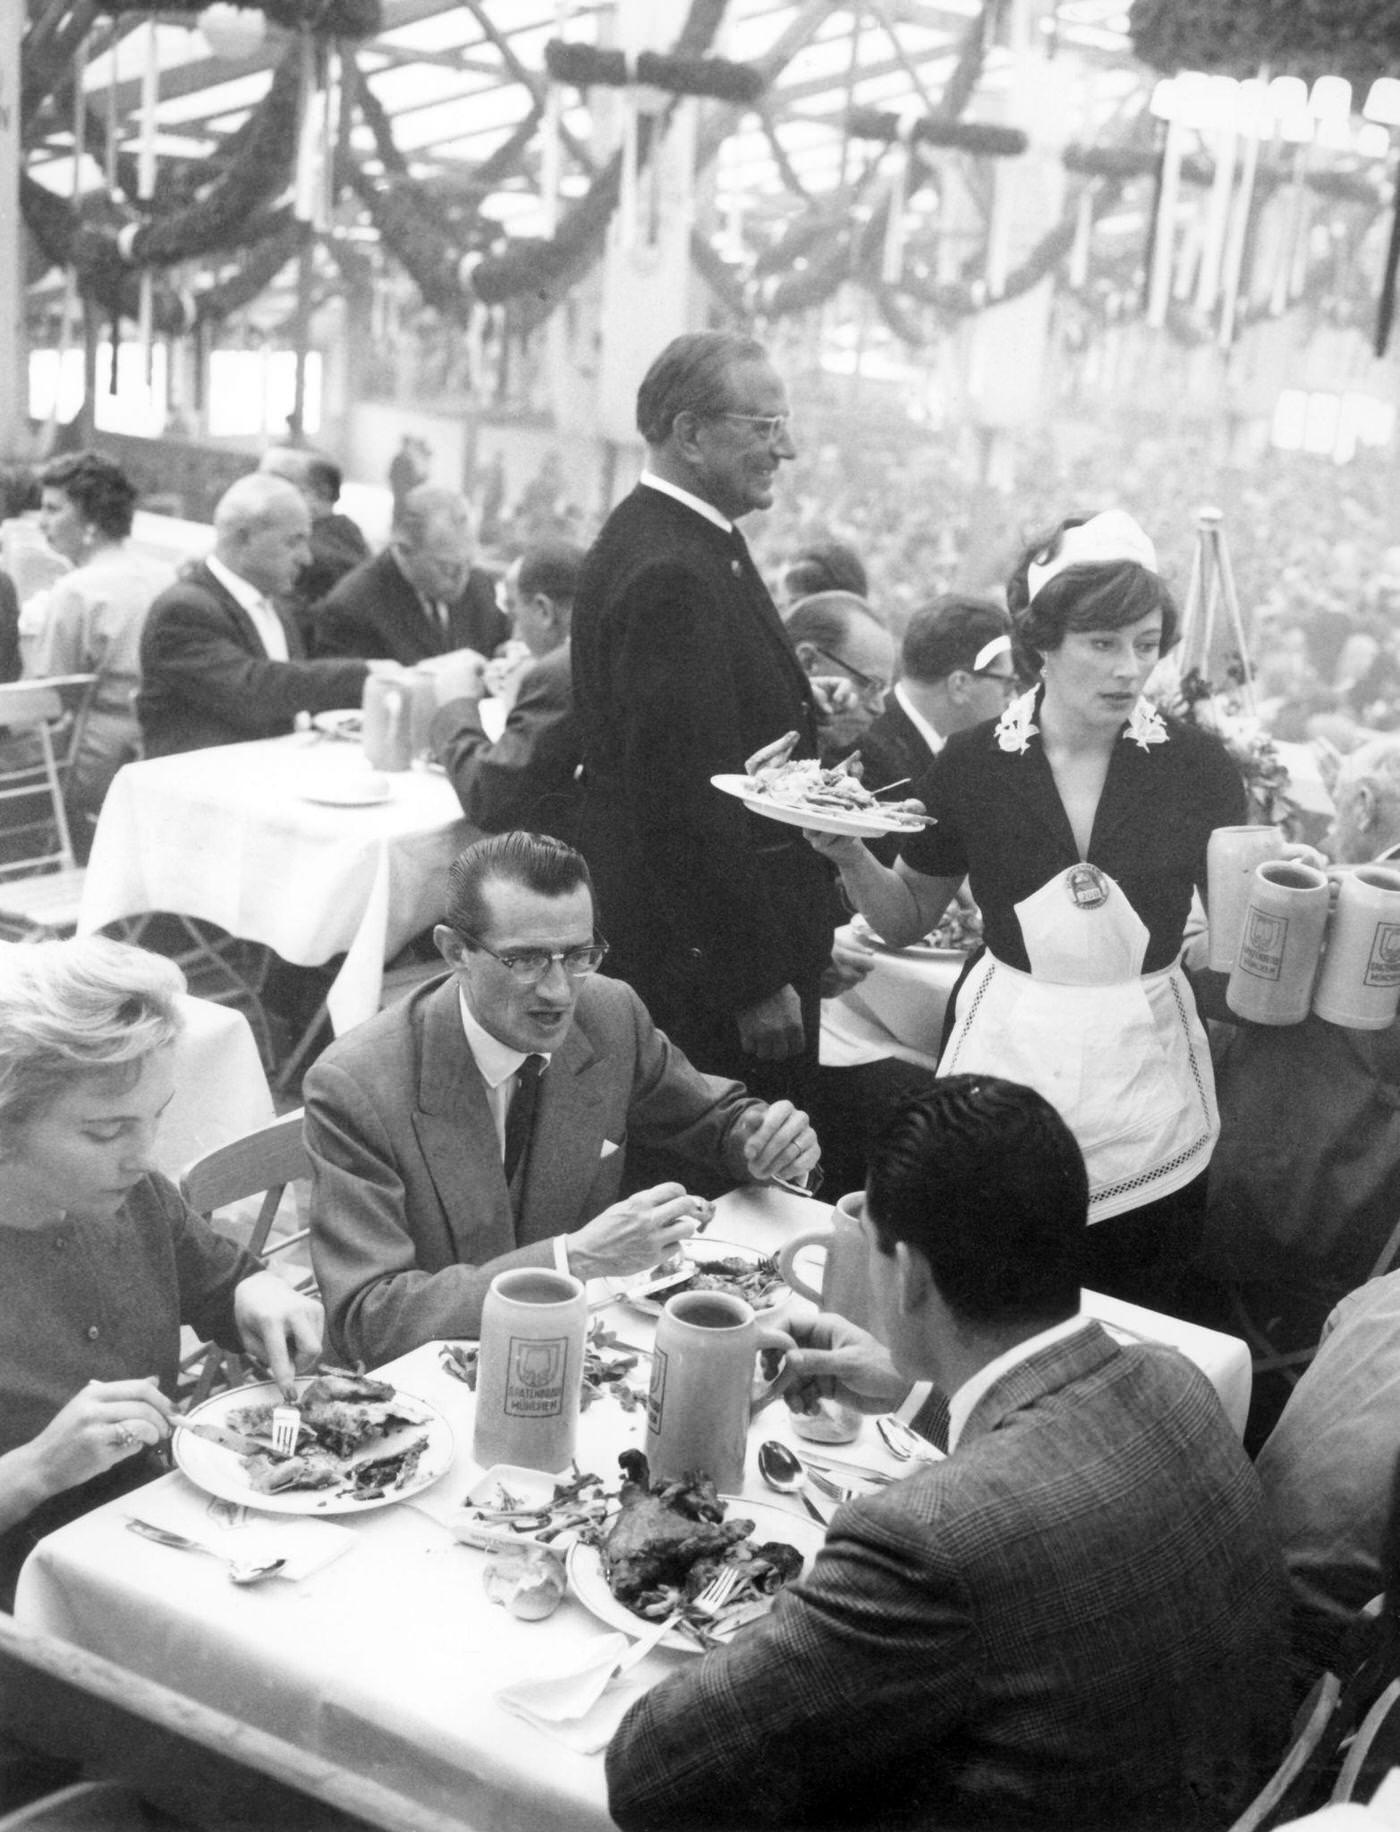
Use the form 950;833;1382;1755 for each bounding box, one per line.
80;735;469;1034
820;926;964;1069
14;1188;1250;1829
161;993;275;1182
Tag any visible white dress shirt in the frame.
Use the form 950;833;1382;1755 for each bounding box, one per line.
205;553;289;662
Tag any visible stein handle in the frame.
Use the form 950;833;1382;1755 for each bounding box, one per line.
775;1230;830;1309
750;1322;798;1419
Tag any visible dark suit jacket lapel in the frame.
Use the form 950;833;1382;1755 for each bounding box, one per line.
192;562;267;661
380;552;439;658
411;979;516;1254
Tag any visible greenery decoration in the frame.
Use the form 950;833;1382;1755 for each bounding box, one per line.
543;38;765;106
97;0;382;36
1129;0;1400;88
846;107;1028;159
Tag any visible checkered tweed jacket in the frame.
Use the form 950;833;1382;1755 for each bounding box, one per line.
606;1323;1288;1832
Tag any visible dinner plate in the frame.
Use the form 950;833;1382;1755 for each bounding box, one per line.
173;1377;454;1515
710;773;926;839
602;1238;785;1317
311;709;363;740
565;1495;825;1652
300;774;392;807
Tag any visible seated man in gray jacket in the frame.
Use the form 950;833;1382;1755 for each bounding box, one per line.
304;831;818;1364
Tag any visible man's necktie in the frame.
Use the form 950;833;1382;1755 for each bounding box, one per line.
503;1054;545;1188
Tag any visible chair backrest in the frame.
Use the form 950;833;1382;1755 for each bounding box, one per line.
0;1612;473;1832
0;684;75;877
180;1108;310;1260
31;675;99;785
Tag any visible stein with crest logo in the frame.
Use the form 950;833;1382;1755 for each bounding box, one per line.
473;1268;588;1472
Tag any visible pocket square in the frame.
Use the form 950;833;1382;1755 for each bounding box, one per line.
600;1139;621;1159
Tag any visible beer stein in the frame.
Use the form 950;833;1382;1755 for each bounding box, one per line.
645;1290;792;1494
1313;865;1400;1031
1206;825;1285;971
1226;860;1330;1026
473;1268;588;1473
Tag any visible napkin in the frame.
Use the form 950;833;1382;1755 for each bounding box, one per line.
495;1633;656;1754
139;1488;355;1581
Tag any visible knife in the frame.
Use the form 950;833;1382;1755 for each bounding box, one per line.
799;1453;906;1486
175;1419;285;1458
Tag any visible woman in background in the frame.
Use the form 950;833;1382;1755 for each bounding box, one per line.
28;451;174;846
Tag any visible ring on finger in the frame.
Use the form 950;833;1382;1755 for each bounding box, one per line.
112;1423;138;1450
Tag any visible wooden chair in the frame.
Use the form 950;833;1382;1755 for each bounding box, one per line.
0;1612;472;1832
178;1111;313;1402
0;677;97;940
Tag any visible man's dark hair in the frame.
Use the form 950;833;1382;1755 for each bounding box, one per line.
518;542;585;605
784;592;885;654
901;594;1012;683
38;451;138;541
784;541;868;600
1008;517;1179;670
635;332;770;445
446;831;594;938
867;1076;1086;1329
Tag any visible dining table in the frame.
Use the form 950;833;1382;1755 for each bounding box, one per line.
14;1186;1252;1832
820;920;963;1071
78;731;471;1036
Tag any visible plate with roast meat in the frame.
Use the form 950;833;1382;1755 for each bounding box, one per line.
173;1370;454;1515
565;1451;822;1651
603;1238;787;1317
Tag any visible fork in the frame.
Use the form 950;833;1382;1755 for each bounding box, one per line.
269;1388;301;1457
690;1565;742;1617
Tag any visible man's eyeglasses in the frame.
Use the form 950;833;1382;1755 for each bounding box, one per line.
458;932;610;985
969;667;1019;700
715;412;792;444
809;645;890;700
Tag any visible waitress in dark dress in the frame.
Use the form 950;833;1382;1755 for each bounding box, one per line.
812;511;1248;1308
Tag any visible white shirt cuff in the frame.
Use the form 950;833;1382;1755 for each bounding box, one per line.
552;1235;571;1278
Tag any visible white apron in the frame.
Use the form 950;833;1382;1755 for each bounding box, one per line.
938;863;1217;1222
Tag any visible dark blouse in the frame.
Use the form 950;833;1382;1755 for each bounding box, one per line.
0;1172;257;1603
900;705;1246;974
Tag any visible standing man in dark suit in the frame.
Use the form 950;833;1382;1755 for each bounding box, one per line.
311;486;507;665
431;541;584;841
607;1076;1288;1832
137;473;371;758
572;331;835;1106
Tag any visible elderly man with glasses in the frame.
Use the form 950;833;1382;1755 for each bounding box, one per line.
573;331;839;1121
304;831;818;1366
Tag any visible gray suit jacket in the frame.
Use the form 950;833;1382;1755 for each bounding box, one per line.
304;973;760;1364
430;643;581;842
607;1325;1289;1832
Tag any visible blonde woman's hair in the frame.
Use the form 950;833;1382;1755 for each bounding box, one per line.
0;937;185;1130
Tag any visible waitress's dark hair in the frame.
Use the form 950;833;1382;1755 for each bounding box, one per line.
1008;517;1179;672
866;1076;1086;1329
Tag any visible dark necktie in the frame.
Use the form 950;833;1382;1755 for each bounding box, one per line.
503;1054;545;1189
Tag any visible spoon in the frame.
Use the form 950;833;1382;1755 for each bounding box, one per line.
124;1516;286;1585
757;1441;831;1526
876;1415;942;1465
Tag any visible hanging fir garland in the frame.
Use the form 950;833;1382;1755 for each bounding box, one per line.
98;0;381;37
846;107;1028;159
1130;0;1400;88
543;39;764;106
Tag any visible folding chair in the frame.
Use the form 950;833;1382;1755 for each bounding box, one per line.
177;1111;313;1403
0;1612;471;1832
0;679;97;940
